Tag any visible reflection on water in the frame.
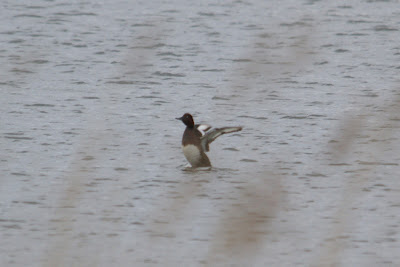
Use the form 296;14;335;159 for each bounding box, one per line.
1;0;400;266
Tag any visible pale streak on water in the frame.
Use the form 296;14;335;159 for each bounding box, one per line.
1;0;400;266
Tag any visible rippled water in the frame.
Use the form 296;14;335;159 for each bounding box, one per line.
1;0;400;266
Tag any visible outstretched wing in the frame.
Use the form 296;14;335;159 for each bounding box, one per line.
201;127;242;152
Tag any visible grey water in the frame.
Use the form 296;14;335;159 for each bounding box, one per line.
1;0;400;266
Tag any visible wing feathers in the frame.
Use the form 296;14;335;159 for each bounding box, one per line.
196;124;212;136
201;127;242;152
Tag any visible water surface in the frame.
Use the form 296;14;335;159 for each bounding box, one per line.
1;0;399;266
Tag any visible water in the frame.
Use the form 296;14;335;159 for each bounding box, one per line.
1;0;400;266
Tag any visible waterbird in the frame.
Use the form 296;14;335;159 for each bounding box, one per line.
176;113;242;168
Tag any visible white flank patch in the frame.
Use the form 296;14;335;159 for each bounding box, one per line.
182;144;201;166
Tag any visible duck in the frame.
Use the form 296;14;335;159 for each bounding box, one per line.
176;113;242;168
